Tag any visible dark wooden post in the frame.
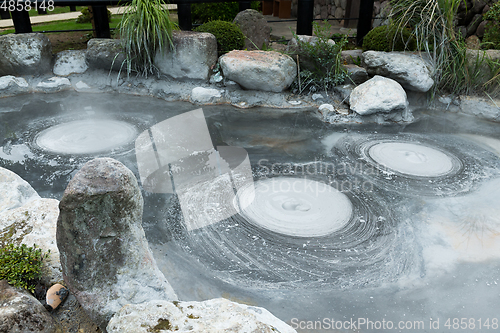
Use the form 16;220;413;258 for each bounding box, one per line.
11;10;32;33
296;0;314;35
177;3;192;31
0;8;10;19
90;6;111;38
70;6;77;11
356;0;374;46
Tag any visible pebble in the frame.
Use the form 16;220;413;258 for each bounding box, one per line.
46;283;69;310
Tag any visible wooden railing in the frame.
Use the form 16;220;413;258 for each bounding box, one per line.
6;0;374;45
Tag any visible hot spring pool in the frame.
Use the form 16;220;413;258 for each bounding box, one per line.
1;91;500;332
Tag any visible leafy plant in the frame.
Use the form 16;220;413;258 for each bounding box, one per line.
194;20;245;55
290;21;348;94
0;244;49;293
191;2;261;24
362;24;416;51
118;0;178;77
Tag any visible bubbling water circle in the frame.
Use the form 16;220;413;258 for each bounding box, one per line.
368;142;455;177
35;119;137;154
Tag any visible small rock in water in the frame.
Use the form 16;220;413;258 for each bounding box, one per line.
288;100;301;105
46;283;69;310
191;87;222;103
36;77;72;93
319;104;335;113
75;81;91;90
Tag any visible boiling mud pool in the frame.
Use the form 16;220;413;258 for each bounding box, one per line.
1;92;500;332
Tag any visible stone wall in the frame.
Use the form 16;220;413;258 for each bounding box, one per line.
291;0;347;21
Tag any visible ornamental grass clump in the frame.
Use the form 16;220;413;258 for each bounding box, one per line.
0;243;49;293
119;0;178;77
390;0;494;96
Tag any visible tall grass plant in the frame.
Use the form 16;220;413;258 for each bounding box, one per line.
390;0;468;95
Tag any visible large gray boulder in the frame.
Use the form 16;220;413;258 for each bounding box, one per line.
0;33;52;76
233;9;271;50
107;298;297;333
53;50;88;76
349;75;408;115
0;280;62;333
86;39;126;72
155;31;218;80
57;158;177;331
219;50;297;92
362;51;434;92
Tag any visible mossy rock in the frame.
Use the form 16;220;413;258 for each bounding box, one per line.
194;20;245;55
362;25;416;52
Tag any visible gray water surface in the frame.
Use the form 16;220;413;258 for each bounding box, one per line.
1;92;499;332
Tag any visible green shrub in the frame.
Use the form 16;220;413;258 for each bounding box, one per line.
0;244;48;293
362;25;416;51
191;2;261;24
76;7;111;24
194;20;245;55
482;2;500;49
